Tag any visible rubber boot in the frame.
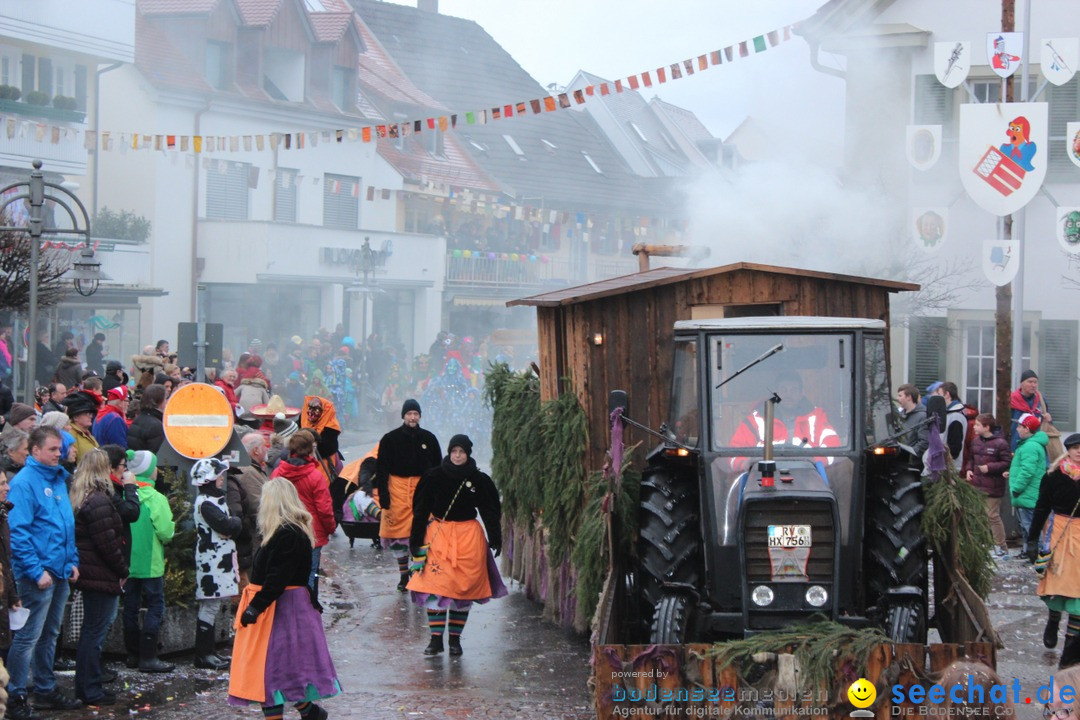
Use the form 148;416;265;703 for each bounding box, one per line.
1059;634;1080;669
1046;611;1063;649
423;635;444;656
139;632;175;673
448;635;463;656
193;621;229;670
397;571;410;592
124;626;141;669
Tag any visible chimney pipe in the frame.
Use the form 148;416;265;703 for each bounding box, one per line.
417;0;438;13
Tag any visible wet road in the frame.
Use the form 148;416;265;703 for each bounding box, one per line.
40;428;1064;719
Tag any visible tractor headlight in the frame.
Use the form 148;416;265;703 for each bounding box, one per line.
751;585;774;606
805;585;828;607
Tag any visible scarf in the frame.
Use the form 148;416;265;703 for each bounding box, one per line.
441;455;477;480
1062;459;1080;481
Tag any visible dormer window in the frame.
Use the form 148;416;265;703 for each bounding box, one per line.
332;66;353;111
582;151;602;174
206;40;232;90
503;134;525;159
264;48;305;103
629;122;648;143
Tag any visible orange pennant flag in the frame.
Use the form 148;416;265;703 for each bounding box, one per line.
362;127;372;142
543;96;557;111
193;136;202;153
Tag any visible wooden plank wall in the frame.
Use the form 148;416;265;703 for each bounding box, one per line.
534;270;898;475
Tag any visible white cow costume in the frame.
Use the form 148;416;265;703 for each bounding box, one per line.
191;457;241;670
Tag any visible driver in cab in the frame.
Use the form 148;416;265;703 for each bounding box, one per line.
728;371;840;473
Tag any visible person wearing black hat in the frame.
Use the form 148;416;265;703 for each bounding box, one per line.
102;360;127;395
373;399;441;591
1029;433;1080;668
64;393;100;463
407;433;504;656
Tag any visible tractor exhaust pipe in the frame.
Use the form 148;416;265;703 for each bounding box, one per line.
758;392;781;489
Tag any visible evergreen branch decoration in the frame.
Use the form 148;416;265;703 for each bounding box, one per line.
707;620;889;698
921;468;995;598
541;379;588;564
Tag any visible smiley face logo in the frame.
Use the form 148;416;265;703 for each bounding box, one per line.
847;678;876;709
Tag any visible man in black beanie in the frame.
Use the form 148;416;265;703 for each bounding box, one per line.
374;399;442;591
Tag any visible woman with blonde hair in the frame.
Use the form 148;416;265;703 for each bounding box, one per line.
70;449;128;706
1046;665;1080;719
228;478;339;720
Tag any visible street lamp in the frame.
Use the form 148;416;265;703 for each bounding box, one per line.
0;160;96;403
346;237;387;349
72;247;109;296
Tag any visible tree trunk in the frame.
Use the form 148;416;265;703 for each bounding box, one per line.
995;0;1016;426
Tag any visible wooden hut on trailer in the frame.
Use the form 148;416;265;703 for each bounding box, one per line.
508;262;918;474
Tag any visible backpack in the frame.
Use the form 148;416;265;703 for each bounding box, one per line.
959;403;980;476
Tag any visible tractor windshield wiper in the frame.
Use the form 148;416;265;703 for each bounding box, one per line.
715;343;784;389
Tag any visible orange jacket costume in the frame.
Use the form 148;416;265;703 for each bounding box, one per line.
728;406;840;472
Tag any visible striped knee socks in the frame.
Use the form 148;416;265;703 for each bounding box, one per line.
1066;613;1079;638
448;609;469;638
261;705;284;720
427;608;447;636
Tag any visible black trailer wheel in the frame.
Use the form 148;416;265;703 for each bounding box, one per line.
650;593;695;644
638;468;701;613
885;599;926;644
864;468;927;629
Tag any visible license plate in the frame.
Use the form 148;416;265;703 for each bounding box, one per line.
767;524;812;548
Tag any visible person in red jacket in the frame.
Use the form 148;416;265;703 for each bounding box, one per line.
270;432;335;606
965;413;1013;559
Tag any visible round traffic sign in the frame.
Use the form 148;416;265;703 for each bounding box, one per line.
162;382;234;459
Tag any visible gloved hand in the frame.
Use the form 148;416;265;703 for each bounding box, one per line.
240;606;260;627
1026;546;1039;564
490;545;502;558
409;545;429;574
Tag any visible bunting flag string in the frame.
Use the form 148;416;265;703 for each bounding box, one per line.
5;23;795;158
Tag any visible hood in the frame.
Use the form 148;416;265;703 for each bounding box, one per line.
276;456;316;480
1026;431;1050;447
58;356;81;368
301;395;340;434
240;377;268;389
131;354;164;372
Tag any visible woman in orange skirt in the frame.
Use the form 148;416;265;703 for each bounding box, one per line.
229;478;340;720
407;434;505;656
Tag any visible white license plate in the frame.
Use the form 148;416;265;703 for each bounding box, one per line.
767;524;812;548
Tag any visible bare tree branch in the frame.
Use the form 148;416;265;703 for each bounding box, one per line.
0;229;73;312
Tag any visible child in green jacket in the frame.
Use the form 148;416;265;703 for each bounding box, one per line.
1008;413;1049;557
122;450;176;673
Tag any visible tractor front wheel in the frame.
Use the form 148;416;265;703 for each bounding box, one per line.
650;594;696;644
885;599;926;644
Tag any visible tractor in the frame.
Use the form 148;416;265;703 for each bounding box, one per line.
613;316;927;644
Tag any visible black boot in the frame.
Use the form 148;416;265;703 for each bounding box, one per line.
397;572;410;592
1046;612;1063;649
139;631;175;673
448;635;462;656
1059;634;1080;669
124;626;141;669
193;621;229;670
423;635;444;656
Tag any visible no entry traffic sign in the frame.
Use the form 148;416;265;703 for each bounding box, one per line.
162;382;234;459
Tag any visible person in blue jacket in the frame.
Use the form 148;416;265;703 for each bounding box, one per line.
92;386;130;449
5;426;83;719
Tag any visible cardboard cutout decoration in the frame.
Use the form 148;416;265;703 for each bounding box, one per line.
987;32;1023;79
912;208;948;252
1058;207;1080;255
960;102;1048;216
907;125;942;170
935;41;971;88
983;240;1019;286
1068;122;1080;170
1042;38;1078;86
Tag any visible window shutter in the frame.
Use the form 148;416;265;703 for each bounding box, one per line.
908;316;948;392
21;54;33;93
274;168;297;223
37;57;52;95
323;173;359;229
1038;319;1078;429
74;65;87;111
913;75;955;130
205;161;250;220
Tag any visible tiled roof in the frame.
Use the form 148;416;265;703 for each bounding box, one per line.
352;15;445;111
650;97;713;145
377;134;501;193
309;11;352;42
351;0;666;213
234;0;283;26
135;12;213;93
139;0;220;15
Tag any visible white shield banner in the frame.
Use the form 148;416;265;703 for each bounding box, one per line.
987;32;1024;78
1058;207;1080;254
1068;122;1080;169
911;208;947;252
907;125;942;170
960;102;1048;216
1042;38;1079;86
935;41;971;88
983;240;1019;286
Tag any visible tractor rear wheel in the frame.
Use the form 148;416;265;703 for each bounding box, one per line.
650;594;696;644
638;468;701;616
864;468;927;640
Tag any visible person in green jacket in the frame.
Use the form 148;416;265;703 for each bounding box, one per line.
121;450;175;673
1008;413;1049;558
